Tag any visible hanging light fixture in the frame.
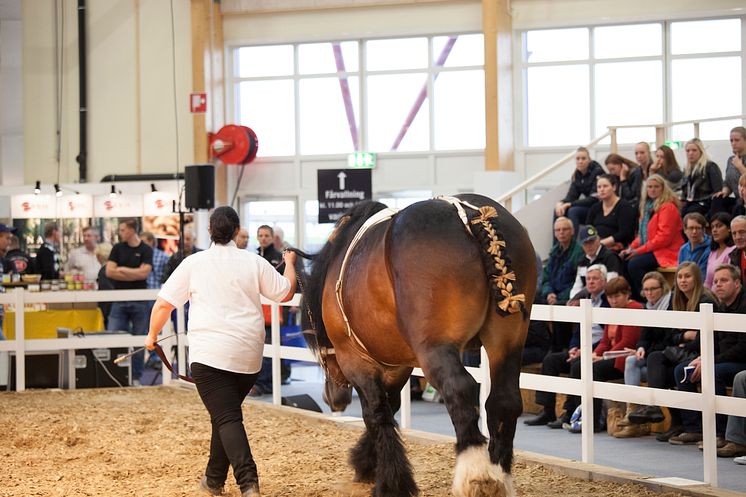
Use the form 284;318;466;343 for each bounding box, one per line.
109;184;118;198
34;181;41;195
54;184;63;197
150;183;157;193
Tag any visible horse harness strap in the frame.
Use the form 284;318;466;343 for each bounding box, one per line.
335;207;399;366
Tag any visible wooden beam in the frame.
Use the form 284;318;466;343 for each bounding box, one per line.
483;0;513;171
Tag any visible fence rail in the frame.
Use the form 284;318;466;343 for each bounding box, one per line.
2;289;746;488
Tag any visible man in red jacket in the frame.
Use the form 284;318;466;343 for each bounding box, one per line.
564;276;643;433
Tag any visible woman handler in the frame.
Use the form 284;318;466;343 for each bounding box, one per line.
145;206;296;497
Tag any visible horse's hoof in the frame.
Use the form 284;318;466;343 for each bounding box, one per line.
452;446;514;497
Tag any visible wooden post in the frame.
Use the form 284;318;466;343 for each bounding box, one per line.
610;128;618;154
655;126;666;149
693;122;700;139
483;0;513;171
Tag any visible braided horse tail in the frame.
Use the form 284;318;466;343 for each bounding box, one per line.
467;206;528;319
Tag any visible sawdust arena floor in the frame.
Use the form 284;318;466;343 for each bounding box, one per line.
1;386;693;497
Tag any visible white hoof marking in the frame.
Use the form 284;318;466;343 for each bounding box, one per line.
452;445;514;497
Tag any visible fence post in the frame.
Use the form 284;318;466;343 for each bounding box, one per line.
579;298;594;463
271;302;282;406
13;288;25;392
699;303;717;486
400;378;411;429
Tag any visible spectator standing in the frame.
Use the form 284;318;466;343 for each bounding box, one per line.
670;264;746;445
605;153;641;208
569;225;622;299
523;264;610;428
704;212;736;289
163;227;201;284
5;235;30;275
715;126;746;213
273;225;288;252
621;174;683;298
554;147;605;234
96;243;114;328
235;228;249;250
256;225;282;267
66;226;101;282
34;222;62;280
106;218;153;386
680;138;723;216
678;212;711;278
140;231;168;289
650;145;684;193
585;174;636;251
728;215;746;283
0;223;17;337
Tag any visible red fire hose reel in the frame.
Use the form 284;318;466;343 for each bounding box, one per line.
209;125;259;165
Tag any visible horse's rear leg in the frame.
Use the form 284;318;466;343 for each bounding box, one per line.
420;345;508;497
348;372;417;497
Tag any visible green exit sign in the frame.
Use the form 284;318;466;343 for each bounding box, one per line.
665;140;684;150
348;152;377;169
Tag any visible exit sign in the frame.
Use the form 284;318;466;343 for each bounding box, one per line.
348;152;376;169
665;140;684;150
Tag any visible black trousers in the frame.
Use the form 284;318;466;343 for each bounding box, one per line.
191;362;259;493
643;350;683;428
535;351;573;414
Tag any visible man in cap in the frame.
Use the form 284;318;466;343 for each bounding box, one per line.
568;225;622;299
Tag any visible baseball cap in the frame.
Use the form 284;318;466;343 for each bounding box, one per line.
579;225;599;243
0;224;16;233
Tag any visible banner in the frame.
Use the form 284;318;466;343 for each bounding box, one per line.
93;194;144;217
11;195;57;219
143;191;179;216
57;194;94;218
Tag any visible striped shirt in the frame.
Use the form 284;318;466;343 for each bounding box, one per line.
147;248;170;289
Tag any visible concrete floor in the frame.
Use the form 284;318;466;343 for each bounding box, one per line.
248;363;746;495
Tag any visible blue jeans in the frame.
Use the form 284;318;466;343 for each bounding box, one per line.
566;205;590;236
676;361;746;434
108;301;150;381
624;354;647;386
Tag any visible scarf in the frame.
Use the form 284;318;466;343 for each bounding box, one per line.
638;199;654;245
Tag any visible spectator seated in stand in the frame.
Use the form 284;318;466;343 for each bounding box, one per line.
719;370;746;460
668;264;746;446
705;212;735;290
728;215;746;283
614;271;672;438
715;126;746;214
730;173;746;218
650;145;684;194
621;174;683;298
553;146;605;235
680;138;723;217
569;225;622;299
562;276;643;434
628;142;654;199
605;153;642;209
627;262;716;442
678;212;711;278
585;174;637;252
523;264;609;429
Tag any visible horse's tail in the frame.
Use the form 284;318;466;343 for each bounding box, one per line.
466;205;528;319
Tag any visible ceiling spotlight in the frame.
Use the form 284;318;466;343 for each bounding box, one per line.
109;184;118;198
34;181;41;195
54;184;63;197
150;183;157;193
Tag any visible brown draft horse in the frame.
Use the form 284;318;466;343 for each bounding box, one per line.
295;194;537;497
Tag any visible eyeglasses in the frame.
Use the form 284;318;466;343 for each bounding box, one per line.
642;286;662;292
686;226;704;232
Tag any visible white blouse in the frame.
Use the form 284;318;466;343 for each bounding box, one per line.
157;241;290;374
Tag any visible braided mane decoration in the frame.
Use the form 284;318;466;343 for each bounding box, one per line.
469;206;526;316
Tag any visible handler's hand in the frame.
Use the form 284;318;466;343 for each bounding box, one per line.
283;250;297;267
145;335;157;351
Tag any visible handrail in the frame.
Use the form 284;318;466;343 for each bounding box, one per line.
609;114;746;129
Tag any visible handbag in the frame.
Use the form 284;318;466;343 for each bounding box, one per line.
662;345;696;364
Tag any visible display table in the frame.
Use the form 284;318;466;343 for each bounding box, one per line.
3;308;105;339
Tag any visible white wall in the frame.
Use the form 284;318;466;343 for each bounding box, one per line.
21;0;194;186
0;0;22;186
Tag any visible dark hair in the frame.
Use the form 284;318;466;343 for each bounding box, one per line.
210;206;240;244
44;222;59;239
605;153;638;171
655;145;681;177
119;218;138;231
257;224;274;236
683;212;707;229
605;276;631;296
708;211;734;249
597;173;620;194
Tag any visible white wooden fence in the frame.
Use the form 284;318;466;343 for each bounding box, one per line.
2;289;745;488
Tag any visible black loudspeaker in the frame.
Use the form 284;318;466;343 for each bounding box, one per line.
9;353;62;390
185;164;215;210
281;394;323;413
75;348;130;388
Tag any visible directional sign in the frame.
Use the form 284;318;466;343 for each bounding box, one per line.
317;169;372;223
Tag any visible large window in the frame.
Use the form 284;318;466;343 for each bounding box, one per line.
232;34;485;157
521;17;744;147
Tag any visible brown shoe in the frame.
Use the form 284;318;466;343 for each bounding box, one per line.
613;423;650;438
698;437;727;450
669;432;703;445
199;476;224;496
717;442;746;458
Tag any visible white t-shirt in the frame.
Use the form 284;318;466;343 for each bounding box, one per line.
157;240;290;374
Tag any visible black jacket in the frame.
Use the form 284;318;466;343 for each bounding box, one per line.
34;242;60;280
713;289;746;363
682;161;723;204
561;161;605;208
